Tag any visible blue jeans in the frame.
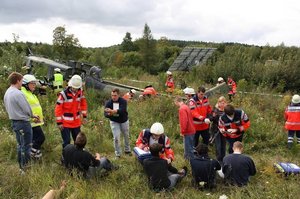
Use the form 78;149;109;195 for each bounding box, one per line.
110;120;131;156
12;120;32;169
168;173;183;189
183;134;194;160
61;127;81;148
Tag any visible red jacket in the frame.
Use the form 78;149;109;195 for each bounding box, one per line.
165;77;175;89
55;87;87;128
227;78;237;95
179;104;196;136
143;87;157;96
189;95;212;131
285;104;300;130
122;93;131;101
135;129;175;161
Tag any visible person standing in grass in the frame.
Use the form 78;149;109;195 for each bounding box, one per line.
218;104;250;154
210;96;227;163
284;94;300;149
3;72;37;171
189;86;212;147
104;88;131;158
165;71;175;94
227;76;237;102
21;74;45;159
143;143;187;192
174;96;196;160
55;75;88;149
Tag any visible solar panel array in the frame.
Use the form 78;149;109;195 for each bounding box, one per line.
168;47;216;71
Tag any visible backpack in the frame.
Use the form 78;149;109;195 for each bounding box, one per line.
274;162;300;175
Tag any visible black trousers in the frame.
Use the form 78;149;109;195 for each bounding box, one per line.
226;134;243;154
194;129;210;147
32;126;45;150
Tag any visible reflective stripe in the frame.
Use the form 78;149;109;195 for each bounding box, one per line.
286;121;300;125
60;91;67;101
57;100;63;104
287;106;300;112
56;117;62;120
62;115;81;121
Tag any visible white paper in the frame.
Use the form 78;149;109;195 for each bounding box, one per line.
134;147;151;155
113;103;119;110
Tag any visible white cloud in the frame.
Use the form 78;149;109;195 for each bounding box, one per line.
0;0;300;47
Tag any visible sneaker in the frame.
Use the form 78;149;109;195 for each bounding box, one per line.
34;150;42;158
19;169;25;175
125;151;132;156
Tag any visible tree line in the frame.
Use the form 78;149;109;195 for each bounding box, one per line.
0;24;299;92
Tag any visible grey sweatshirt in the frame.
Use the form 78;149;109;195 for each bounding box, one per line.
4;86;33;121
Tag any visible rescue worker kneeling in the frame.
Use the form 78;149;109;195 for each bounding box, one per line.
135;122;179;174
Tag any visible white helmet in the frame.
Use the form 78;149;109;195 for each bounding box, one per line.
130;89;136;94
183;87;195;95
218;77;224;82
292;94;300;104
23;74;37;84
166;71;172;75
68;75;82;89
150;122;164;135
54;68;61;72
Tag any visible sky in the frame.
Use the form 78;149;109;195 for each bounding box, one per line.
0;0;300;48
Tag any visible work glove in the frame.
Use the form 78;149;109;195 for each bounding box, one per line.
227;129;238;134
204;118;211;124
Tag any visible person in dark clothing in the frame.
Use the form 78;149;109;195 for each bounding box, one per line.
190;143;221;190
218;104;250;154
63;132;115;179
223;141;256;186
143;143;187;191
210;96;227;163
104;88;131;157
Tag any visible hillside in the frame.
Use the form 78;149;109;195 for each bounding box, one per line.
0;75;299;198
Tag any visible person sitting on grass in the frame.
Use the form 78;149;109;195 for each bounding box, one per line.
143;143;187;192
63;132;117;179
190;143;221;190
222;141;256;187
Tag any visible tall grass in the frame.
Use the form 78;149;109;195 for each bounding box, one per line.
0;77;299;199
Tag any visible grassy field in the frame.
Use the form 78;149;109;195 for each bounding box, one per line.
0;79;299;199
